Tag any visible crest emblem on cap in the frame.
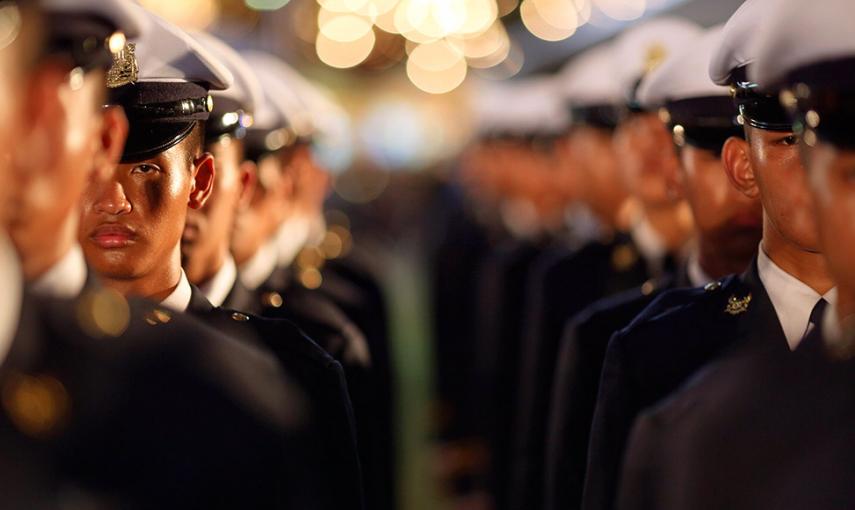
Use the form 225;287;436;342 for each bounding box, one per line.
644;43;668;74
106;42;138;89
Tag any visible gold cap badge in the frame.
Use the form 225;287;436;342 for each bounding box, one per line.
106;41;138;89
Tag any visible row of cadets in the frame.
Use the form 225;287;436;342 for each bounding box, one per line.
467;76;571;510
0;1;317;507
508;16;702;510
540;21;762;510
619;0;855;507
237;50;395;510
80;4;365;509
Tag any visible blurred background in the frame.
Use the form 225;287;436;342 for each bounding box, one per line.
137;0;745;508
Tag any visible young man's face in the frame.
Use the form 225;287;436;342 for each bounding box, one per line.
802;140;855;290
746;125;820;252
80;133;209;281
182;136;244;281
679;143;762;257
614;112;681;208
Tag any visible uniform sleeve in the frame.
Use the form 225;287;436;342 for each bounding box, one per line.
582;330;638;510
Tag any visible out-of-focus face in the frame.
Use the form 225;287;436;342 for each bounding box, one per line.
802;140;855;291
0;4;41;225
182;136;244;281
746;125;820;252
8;69;106;260
231;152;291;265
614;112;681;208
80;136;206;281
679;144;762;258
569;125;627;223
289;144;330;219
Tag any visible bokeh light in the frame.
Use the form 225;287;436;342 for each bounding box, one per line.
316;28;377;68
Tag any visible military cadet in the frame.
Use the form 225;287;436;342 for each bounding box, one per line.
4;0;134;296
76;6;363;509
233;52;399;510
619;1;855;508
181;30;261;309
582;2;837;509
537;25;761;510
0;1;318;507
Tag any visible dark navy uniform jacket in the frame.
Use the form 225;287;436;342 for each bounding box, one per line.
537;270;687;510
186;285;365;510
583;259;787;510
0;288;312;509
248;262;394;510
507;234;653;510
618;327;855;510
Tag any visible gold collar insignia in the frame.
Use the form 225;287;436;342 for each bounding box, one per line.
724;293;752;315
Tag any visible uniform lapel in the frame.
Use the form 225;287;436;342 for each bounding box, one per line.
736;257;789;354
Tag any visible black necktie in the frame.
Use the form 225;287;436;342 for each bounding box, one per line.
805;298;829;340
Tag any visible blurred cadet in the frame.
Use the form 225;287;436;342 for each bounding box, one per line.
506;44;632;510
77;7;363;509
620;1;855;507
583;1;836;509
510;18;698;510
6;0;135;296
240;50;397;510
0;1;313;508
539;24;760;510
181;30;262;308
459;75;570;510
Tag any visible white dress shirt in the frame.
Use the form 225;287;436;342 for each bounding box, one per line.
276;216;311;268
757;246;837;350
31;244;87;298
239;239;278;291
0;234;22;367
199;255;237;308
160;270;193;313
630;215;668;277
686;249;714;288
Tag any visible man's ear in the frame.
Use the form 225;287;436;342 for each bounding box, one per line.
91;106;129;182
722;135;760;199
189;152;216;209
237;160;257;211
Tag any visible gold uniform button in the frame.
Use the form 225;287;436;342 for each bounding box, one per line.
704;281;721;292
640;280;656;296
144;309;172;326
262;292;283;308
231;312;250;322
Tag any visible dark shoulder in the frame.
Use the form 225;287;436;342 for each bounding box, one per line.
617;274;746;339
204;306;340;371
572;278;668;334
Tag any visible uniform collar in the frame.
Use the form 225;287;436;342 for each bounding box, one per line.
757;244;837;350
160;270;193;313
686;248;714;288
239;239;278;291
276;216;311;268
0;233;22;368
199;255;237;308
30;244;87;299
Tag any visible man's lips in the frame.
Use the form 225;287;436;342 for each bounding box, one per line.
90;224;137;248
